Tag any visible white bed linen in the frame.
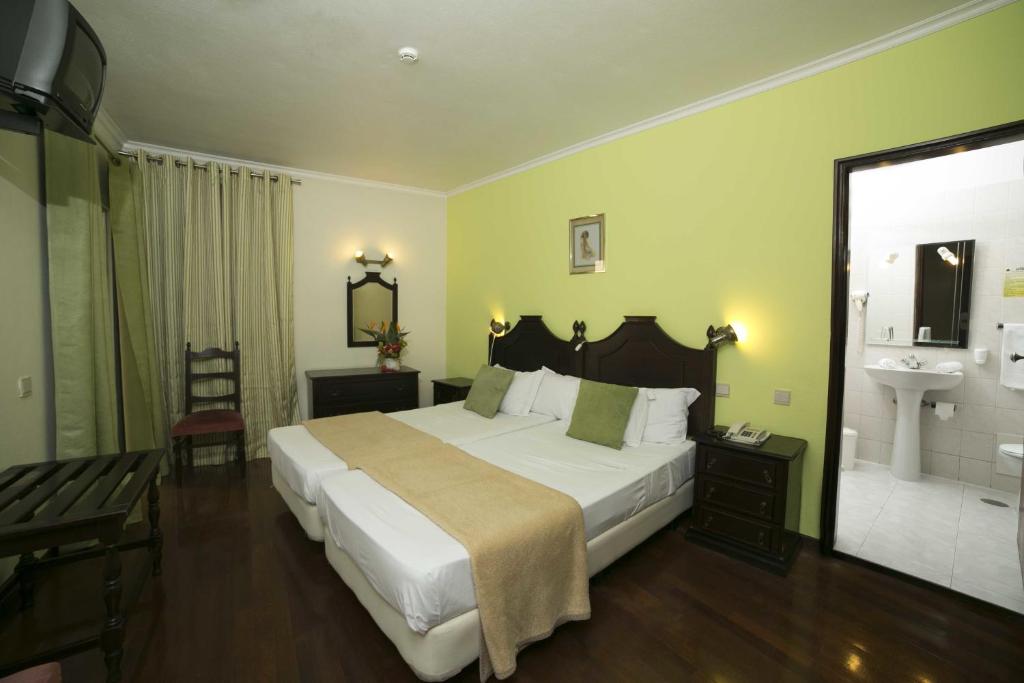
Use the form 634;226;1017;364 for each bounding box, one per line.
317;420;696;634
268;401;554;504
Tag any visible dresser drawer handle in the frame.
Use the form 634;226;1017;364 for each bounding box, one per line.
706;485;716;499
703;515;713;529
762;468;773;485
759;501;768;516
707;457;717;470
757;531;766;546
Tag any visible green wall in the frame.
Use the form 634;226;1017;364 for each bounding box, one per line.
445;3;1024;537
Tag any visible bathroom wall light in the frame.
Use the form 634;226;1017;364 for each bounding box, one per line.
354;250;394;268
937;245;959;266
706;324;739;349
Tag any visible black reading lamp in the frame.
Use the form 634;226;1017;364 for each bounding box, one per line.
488;318;511;365
706;324;739;349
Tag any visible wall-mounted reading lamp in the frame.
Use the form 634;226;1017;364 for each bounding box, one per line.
706;324;739;349
488;318;511;365
354;250;394;268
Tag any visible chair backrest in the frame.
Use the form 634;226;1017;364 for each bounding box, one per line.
184;342;241;415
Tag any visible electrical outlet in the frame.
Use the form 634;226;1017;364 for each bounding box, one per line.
17;376;32;398
773;389;791;406
715;383;730;398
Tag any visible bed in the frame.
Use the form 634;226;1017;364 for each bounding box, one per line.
312;315;718;680
270;401;555;541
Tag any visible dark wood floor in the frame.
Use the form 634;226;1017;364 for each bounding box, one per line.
54;460;1024;682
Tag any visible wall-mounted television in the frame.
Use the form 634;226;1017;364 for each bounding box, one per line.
0;0;106;140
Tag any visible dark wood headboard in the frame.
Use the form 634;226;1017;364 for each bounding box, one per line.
489;314;717;436
489;315;579;375
581;316;717;436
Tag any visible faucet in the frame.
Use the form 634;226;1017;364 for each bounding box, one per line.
900;354;927;369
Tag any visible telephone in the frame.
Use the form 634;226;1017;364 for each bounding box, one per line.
723;421;771;446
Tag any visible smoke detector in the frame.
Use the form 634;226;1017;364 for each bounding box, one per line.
398;47;419;64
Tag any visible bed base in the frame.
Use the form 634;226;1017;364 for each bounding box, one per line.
323;478;694;681
272;465;325;542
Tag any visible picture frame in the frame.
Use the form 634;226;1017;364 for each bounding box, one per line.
569;213;605;274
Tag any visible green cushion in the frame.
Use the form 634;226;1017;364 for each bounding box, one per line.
463;365;515;418
566;379;638;450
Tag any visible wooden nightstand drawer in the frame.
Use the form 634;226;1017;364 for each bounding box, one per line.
687;431;806;574
698;476;777;522
699;446;778;489
695;505;774;553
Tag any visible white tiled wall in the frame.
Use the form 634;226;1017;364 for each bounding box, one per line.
844;144;1024;492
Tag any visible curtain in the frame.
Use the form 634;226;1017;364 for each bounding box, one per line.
109;162;166;452
43;130;118;457
114;155;297;461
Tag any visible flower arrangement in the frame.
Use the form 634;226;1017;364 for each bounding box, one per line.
360;320;409;371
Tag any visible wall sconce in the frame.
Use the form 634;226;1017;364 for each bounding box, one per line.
937;246;959;266
354;250;394;268
706;323;739;349
488;318;511;365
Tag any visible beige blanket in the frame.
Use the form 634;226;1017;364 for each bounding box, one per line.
304;412;590;680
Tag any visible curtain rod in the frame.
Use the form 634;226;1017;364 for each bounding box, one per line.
118;150;302;185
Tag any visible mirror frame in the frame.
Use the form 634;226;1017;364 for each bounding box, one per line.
346;273;398;348
913;239;975;349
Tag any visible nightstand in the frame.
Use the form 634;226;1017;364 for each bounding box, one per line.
685;429;806;574
432;377;473;405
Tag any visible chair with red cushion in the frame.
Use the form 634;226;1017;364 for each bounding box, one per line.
170;342;245;485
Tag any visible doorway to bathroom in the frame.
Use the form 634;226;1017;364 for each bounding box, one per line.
821;119;1024;614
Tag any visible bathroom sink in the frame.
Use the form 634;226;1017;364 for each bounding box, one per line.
863;365;963;391
863;364;963;481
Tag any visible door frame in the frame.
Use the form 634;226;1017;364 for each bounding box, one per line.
820;118;1024;553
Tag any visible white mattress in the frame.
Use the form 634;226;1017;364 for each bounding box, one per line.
317;420;696;634
268;401;555;504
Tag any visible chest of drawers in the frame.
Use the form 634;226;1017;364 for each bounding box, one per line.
306;367;420;418
686;430;806;574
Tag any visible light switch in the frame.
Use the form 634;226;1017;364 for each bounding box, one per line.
715;383;730;398
17;376;32;398
774;389;791;406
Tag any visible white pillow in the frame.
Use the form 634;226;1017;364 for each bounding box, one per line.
641;387;701;444
622;389;651;447
531;367;581;420
497;368;544;416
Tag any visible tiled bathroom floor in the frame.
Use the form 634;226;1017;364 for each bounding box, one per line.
836;461;1024;614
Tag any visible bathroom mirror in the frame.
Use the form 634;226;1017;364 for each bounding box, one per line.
346;273;398;347
863;239;974;348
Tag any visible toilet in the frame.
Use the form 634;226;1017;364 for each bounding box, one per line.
996;442;1023;478
841;427;858;471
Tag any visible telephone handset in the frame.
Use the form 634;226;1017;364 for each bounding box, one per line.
723;421;771;446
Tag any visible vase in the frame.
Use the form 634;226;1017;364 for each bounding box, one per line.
381;357;401;372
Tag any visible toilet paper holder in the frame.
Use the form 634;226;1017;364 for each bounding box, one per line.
891;398;959;411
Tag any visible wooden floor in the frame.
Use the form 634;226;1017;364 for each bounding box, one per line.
58;459;1024;682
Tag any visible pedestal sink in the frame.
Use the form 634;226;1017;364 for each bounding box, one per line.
863;364;963;480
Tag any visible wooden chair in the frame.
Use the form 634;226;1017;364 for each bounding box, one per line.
170;342;245;486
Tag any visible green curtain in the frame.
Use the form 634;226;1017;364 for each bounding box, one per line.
109;162;166;452
44;131;118;457
112;156;298;462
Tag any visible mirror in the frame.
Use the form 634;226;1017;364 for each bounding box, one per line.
347;273;398;347
864;239;974;348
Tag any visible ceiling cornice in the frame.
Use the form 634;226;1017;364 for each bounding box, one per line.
446;0;1015;196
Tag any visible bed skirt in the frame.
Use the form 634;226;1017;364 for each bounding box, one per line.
272;465;325;541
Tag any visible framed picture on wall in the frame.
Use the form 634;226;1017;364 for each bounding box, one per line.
569;214;605;274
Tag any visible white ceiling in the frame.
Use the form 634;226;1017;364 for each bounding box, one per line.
77;0;979;191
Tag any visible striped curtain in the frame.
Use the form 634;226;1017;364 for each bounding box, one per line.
120;154;297;461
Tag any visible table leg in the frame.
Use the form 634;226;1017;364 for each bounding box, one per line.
101;545;124;683
15;553;35;610
173;437;183;488
148;477;163;577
